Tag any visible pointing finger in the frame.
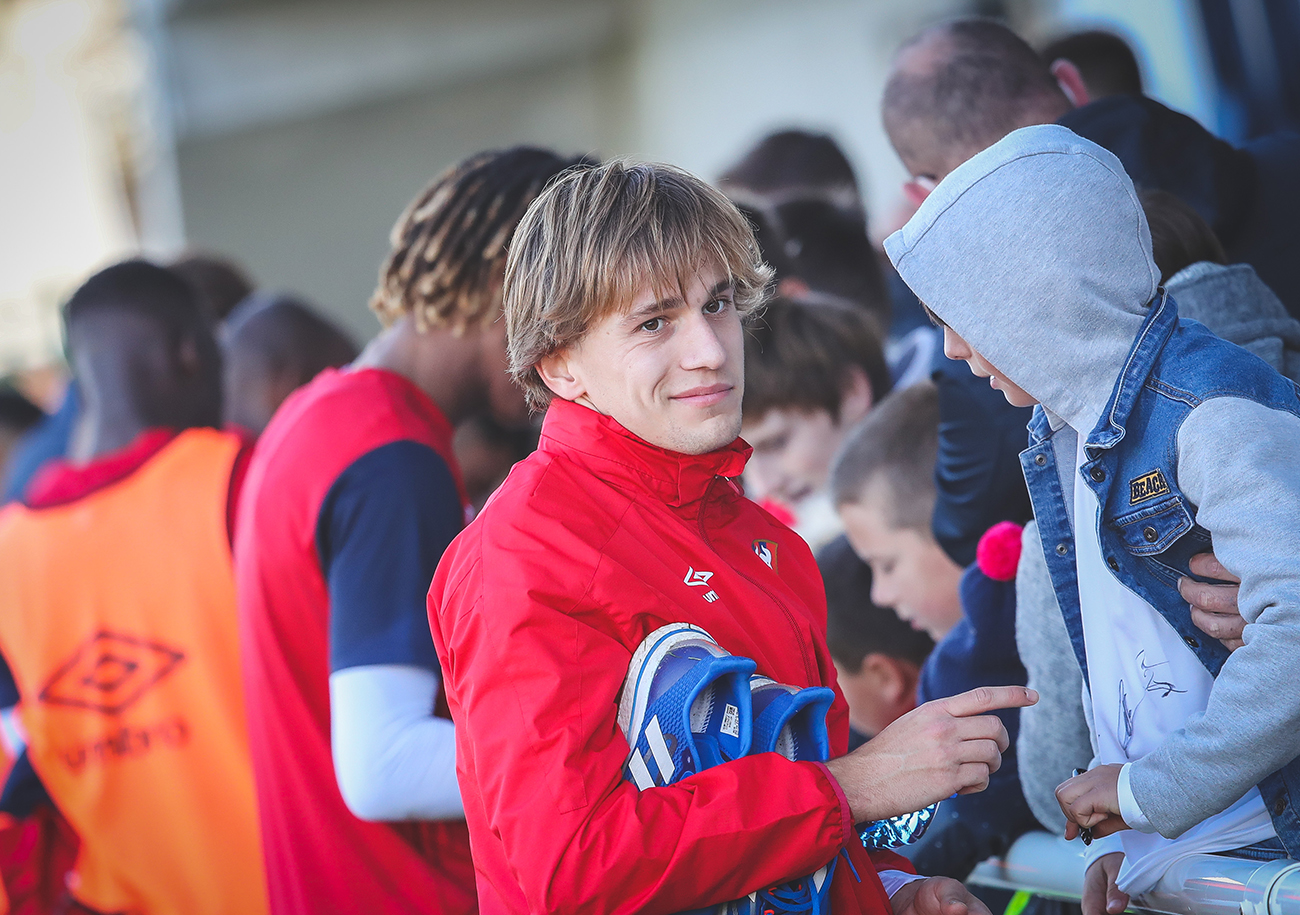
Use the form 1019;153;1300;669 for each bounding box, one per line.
942;686;1038;718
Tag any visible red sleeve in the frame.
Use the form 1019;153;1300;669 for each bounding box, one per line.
434;553;866;915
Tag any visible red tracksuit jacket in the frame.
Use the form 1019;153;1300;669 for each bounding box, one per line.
428;398;910;915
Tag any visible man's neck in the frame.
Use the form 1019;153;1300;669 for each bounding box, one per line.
73;381;156;462
353;315;483;426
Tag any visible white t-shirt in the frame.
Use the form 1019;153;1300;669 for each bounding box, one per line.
1073;433;1273;896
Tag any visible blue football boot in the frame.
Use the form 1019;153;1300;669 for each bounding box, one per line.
738;676;840;915
617;623;755;791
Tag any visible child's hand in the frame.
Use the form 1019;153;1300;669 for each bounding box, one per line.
1056;764;1129;839
1179;552;1245;650
1083;852;1129;915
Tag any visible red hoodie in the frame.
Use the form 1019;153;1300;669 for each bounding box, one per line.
429;398;909;915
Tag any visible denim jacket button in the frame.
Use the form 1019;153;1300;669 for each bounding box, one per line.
1276;797;1289;816
1056;543;1069;556
1034;454;1047;466
1143;526;1159;543
1107;556;1120;572
1090;467;1106;482
1184;635;1199;649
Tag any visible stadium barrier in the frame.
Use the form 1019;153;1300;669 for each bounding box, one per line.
968;832;1300;915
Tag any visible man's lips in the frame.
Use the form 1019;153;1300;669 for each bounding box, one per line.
671;384;734;407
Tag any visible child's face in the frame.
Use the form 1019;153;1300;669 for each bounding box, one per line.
741;369;874;505
839;487;965;641
742;407;844;504
941;326;1038;408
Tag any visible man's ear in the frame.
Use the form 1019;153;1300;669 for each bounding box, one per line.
838;366;874;427
535;349;586;402
1050;58;1091;108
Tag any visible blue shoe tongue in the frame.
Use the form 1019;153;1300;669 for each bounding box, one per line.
687;663;752;764
751;685;834;762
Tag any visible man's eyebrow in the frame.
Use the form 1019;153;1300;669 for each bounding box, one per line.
625;279;735;322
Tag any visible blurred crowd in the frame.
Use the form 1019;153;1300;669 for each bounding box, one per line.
0;15;1297;915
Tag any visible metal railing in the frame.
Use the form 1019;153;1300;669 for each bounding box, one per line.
968;832;1300;915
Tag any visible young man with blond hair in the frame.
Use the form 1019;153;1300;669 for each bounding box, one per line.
427;160;1036;915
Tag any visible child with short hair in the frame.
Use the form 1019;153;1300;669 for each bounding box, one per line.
830;382;963;642
885;124;1300;910
742;291;892;545
831;381;1038;880
818;533;934;742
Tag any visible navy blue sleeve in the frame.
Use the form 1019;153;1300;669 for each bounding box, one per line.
0;654;17;709
316;440;463;673
0;750;52;819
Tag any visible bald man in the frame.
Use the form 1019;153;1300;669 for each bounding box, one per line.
881;18;1300;318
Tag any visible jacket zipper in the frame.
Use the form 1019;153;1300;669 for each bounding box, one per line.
696;476;817;685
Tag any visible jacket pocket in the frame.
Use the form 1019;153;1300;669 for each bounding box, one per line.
1108;496;1197;556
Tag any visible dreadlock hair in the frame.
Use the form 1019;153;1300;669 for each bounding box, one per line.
371;147;592;332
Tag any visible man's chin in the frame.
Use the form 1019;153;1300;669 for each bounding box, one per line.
676;415;743;456
640;408;740;456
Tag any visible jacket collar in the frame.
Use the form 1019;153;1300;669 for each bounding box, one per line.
1084;288;1177;457
538;398;750;508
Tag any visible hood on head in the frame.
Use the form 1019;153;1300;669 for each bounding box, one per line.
884;124;1160;430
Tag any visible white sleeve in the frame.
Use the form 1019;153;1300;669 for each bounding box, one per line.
329;664;464;821
878;870;927;897
1117;764;1156;833
0;706;25;758
1085;831;1125;869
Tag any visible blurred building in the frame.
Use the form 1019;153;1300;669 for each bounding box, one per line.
2;0;1294;360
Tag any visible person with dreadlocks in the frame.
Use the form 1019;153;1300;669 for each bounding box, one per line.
234;147;586;915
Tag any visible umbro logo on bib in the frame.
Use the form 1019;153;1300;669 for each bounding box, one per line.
40;632;186;715
1129;469;1171;504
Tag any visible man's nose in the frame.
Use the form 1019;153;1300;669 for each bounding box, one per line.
680;313;726;370
942;326;970;361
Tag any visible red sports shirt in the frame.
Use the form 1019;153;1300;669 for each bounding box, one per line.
235;368;476;915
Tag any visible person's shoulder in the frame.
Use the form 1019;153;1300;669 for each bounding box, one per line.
269;368;421;442
1162;322;1300;408
487;446;631;532
439;449;624;597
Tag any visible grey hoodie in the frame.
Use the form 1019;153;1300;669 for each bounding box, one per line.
885;125;1300;842
1168;261;1300;383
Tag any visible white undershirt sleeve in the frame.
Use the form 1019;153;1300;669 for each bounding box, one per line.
1117;764;1156;834
329;664;464;821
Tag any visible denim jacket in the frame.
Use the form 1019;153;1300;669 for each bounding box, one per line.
1020;290;1300;855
